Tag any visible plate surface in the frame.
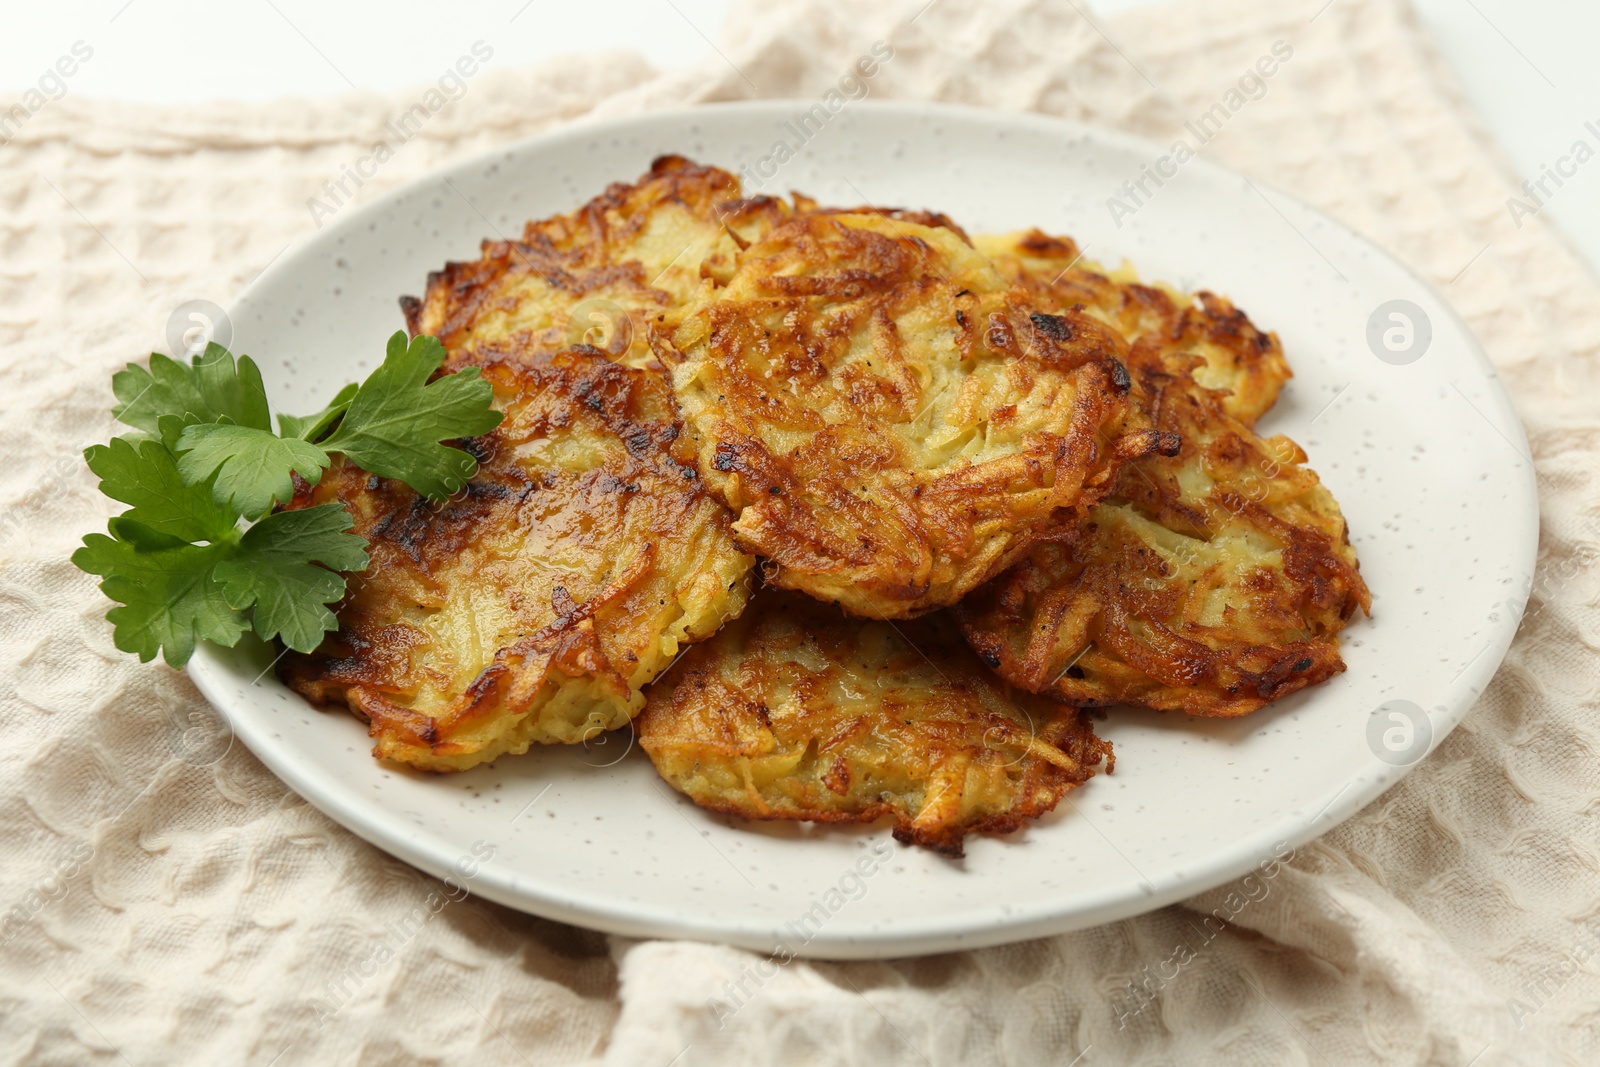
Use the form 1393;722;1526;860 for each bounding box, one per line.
188;101;1538;959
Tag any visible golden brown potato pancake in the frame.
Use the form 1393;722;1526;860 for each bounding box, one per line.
958;340;1369;717
976;230;1291;427
637;591;1112;856
658;211;1156;619
404;155;792;369
279;345;752;771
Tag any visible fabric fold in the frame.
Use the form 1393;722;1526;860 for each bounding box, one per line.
2;0;1595;1063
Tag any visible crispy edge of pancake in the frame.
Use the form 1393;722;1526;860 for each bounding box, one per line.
957;344;1370;717
637;591;1112;856
975;229;1292;427
657;210;1162;618
278;345;754;771
403;155;794;369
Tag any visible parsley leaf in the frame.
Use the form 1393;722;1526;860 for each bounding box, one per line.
113;343;271;435
212;505;368;652
319;332;502;498
78;330;501;667
175;423;330;520
277;382;359;441
192;343;272;431
73;534;248;666
106;516;193;552
85;437;236;543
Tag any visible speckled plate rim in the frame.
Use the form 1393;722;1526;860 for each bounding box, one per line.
187;99;1538;959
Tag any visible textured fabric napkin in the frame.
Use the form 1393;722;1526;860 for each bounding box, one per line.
2;0;1596;1063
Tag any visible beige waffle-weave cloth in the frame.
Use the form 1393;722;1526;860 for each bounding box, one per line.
1;0;1596;1063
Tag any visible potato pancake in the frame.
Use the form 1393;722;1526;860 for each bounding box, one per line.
976;230;1291;426
958;341;1369;717
659;211;1153;619
279;344;752;771
404;155;791;369
637;591;1112;856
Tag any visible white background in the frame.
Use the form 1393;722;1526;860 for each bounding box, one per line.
2;0;1597;276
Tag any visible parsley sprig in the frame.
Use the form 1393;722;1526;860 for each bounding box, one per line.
73;331;502;667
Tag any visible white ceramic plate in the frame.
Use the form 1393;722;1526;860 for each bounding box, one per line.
188;101;1538;959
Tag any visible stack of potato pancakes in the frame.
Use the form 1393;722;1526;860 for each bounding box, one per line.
281;157;1368;857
